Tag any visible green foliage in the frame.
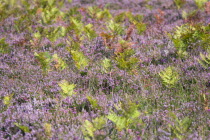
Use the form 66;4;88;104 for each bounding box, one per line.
3;94;14;106
101;58;112;73
41;6;64;25
46;26;67;42
14;123;30;133
96;8;112;20
168;112;192;139
83;24;97;40
181;10;198;20
52;54;67;70
34;52;52;74
114;12;143;23
81;116;107;140
134;22;147;35
69;17;84;35
87;6;100;19
107;20;124;36
58;80;77;98
33;26;67;43
198;51;210;69
159;66;179;88
0;38;10;54
33;31;42;39
127;12;144;23
114;12;126;23
87;6;112;20
115;49;138;72
107;100;141;131
194;0;208;9
70;50;89;70
173;0;186;9
86;96;101;110
171;24;210;57
44;123;52;137
0;0;20;19
66;6;79;17
34;52;67;73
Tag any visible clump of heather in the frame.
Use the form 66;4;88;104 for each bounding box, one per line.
0;0;210;139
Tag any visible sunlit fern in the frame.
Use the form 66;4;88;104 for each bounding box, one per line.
198;51;210;69
70;50;89;70
34;52;52;74
107;100;141;131
81;116;107;140
58;80;77;98
159;66;179;88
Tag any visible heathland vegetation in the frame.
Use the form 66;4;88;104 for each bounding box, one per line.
0;0;209;139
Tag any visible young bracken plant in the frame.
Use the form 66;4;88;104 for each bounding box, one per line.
1;0;210;139
159;66;179;88
198;50;210;69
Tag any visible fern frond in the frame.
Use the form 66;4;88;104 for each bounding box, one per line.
115;49;138;71
70;50;89;70
171;24;209;57
0;38;10;54
194;0;208;9
86;96;101;110
52;54;67;70
44;123;52;137
114;12;126;23
101;58;112;73
198;52;210;69
83;24;97;40
107;100;141;131
46;26;67;42
81;116;107;139
34;52;52;73
107;20;124;36
58;80;77;98
41;6;64;25
107;112;127;131
70;17;83;35
173;0;186;9
96;8;112;20
159;66;179;88
81;120;95;139
14;123;30;133
3;94;14;106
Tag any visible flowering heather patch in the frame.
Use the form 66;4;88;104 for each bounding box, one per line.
0;0;210;139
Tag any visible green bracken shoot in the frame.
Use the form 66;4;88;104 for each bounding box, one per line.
58;80;77;98
159;66;179;88
81;116;107;140
198;51;210;69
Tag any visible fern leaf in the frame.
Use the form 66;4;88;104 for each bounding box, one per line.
81;116;106;139
44;123;52;137
52;54;67;70
58;80;77;98
0;38;10;54
159;66;179;88
86;96;101;110
198;52;210;69
70;50;89;70
70;17;83;35
101;58;112;73
34;52;52;73
107;20;124;35
84;24;97;40
3;94;14;106
107;112;127;131
92;116;107;130
14;123;30;133
195;0;208;9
